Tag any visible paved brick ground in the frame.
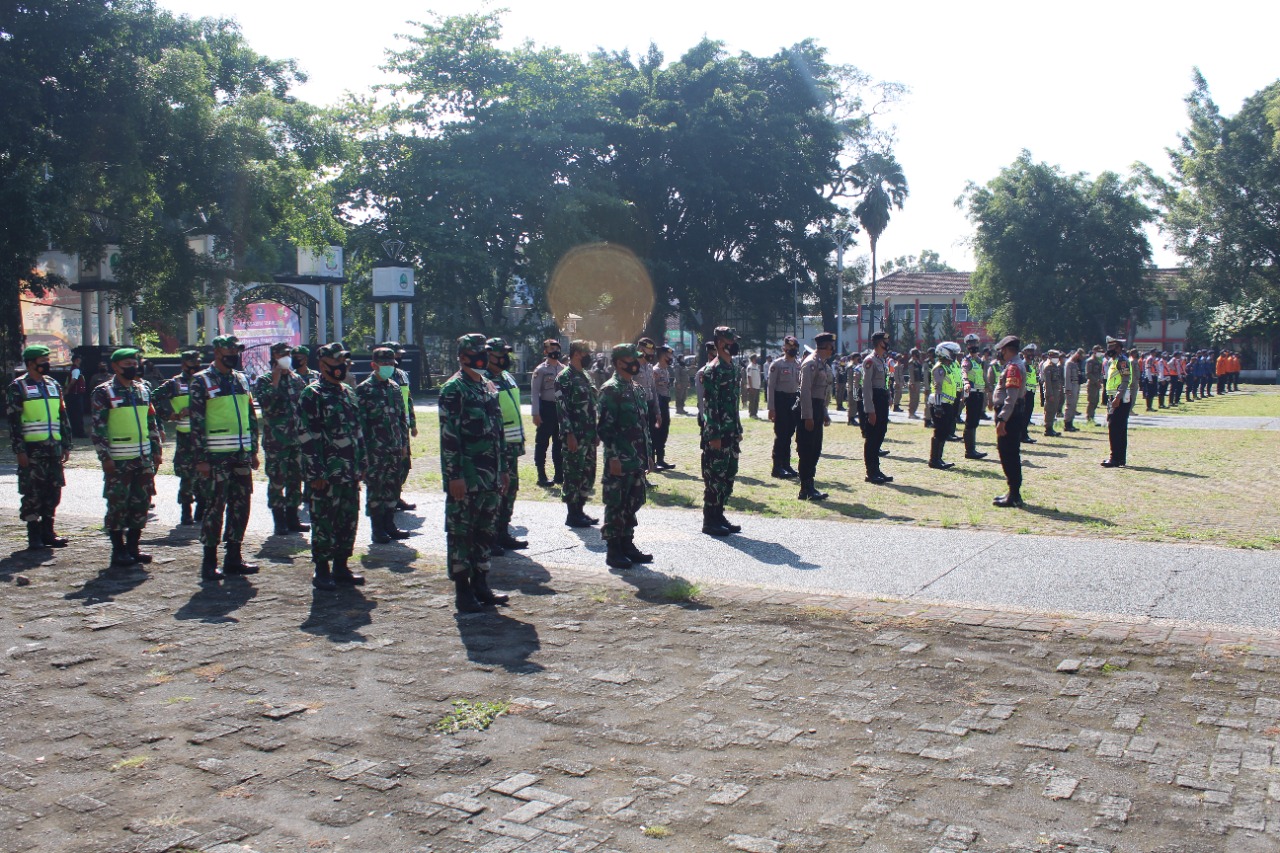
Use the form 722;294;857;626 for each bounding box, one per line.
2;516;1280;852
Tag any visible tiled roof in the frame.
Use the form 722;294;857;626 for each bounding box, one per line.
870;269;1189;300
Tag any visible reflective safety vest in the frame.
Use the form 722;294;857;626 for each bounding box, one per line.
1025;365;1038;390
495;376;524;445
105;386;152;460
201;373;253;453
965;358;985;392
937;363;959;404
1106;359;1125;393
399;383;412;427
20;378;62;443
172;376;192;433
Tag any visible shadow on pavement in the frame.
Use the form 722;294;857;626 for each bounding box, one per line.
0;548;55;582
300;585;376;642
491;551;555;596
1019;504;1116;528
174;576;258;623
1123;465;1208;479
720;535;820;570
885;483;955;498
609;563;712;611
455;611;544;672
822;500;911;523
65;563;150;604
360;543;420;572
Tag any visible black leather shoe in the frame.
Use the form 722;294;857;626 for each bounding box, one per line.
1100;459;1125;468
878;449;890;457
471;572;509;605
928;460;954;470
496;532;528;550
965;451;988;460
993;493;1023;508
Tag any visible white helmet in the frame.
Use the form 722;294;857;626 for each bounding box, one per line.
944;341;962;359
964;333;980;347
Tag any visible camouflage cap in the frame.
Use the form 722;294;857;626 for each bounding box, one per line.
211;334;244;350
372;346;396;361
270;341;292;354
485;337;513;352
110;347;141;363
611;343;640;362
180;349;201;360
457;333;488;353
292;345;310;357
315;342;350;361
713;326;737;341
379;340;401;350
22;345;50;362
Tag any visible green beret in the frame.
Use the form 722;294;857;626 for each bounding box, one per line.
315;342;350;361
485;337;512;352
611;343;639;362
292;345;310;356
457;333;488;353
110;347;140;363
22;345;51;362
211;334;242;350
180;349;201;360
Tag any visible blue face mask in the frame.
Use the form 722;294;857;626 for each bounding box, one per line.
377;365;395;379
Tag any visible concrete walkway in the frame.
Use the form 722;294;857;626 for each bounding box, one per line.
7;467;1279;633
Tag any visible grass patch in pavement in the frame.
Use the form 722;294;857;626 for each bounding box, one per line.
434;698;510;734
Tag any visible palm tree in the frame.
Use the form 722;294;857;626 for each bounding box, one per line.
852;153;908;344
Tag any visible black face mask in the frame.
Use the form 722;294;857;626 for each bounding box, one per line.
466;353;489;370
548;351;562;361
36;362;51;374
182;361;199;373
119;366;139;380
325;363;347;381
620;360;641;376
221;354;240;369
726;342;740;356
784;347;799;357
498;354;511;370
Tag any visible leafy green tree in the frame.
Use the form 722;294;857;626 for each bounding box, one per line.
962;151;1155;346
881;249;955;275
922;305;939;350
939;307;960;344
852;152;908;342
898;311;916;349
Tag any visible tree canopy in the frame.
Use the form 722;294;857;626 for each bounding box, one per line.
961;151;1155;347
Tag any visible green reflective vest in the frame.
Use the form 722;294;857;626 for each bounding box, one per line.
202;374;253;453
496;380;524;445
105;387;151;460
172;376;191;434
1106;359;1125;393
938;363;959;403
20;379;61;442
1025;365;1038;390
399;383;412;427
965;359;986;392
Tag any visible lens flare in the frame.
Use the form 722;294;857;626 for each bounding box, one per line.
547;243;654;348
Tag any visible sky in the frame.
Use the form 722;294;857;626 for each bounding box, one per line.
161;0;1280;273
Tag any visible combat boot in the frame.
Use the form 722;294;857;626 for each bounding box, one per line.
536;465;552;487
311;556;336;590
471;572;509;606
285;506;310;532
771;465;796;479
200;546;222;582
396;497;417;511
272;507;289;535
453;576;484;612
332;553;364;586
565;502;593;528
179;501;194;525
701;507;731;537
605;540;633;569
222;543;259;575
384;511;411;540
126;528;153;564
25;521;49;551
370;512;391;544
623;538;653;564
716;508;742;533
109;530;135;566
496;525;528;550
193;500;205;523
45;515;70;546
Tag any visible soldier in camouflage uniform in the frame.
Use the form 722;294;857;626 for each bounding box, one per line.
252;342;311;535
439;334;510;612
596;344;653;570
379;342;419;513
153;350;204;525
555;339;599;529
358;346;411;545
485;337;529;552
300;343;368;589
701;326;744;537
91;348;163;567
190;335;261;582
7;344;73;551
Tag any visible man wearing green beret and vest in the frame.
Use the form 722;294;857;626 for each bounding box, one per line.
253;342;310;536
153;349;204;525
596;343;653;569
189;335;260;582
6;344;73;551
486;336;530;552
300;343;367;590
358;346;411;544
379;342;419;514
91;348;163;566
439;333;510;612
555;339;600;530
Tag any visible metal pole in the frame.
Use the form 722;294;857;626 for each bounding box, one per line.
793;278;799;339
834;229;850;355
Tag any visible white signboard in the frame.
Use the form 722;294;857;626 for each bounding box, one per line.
79;245;121;283
297;246;344;278
372;266;415;300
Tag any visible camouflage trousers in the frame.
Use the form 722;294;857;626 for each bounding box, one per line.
312;481;360;560
399;445;411;493
446;490;500;580
602;469;646;542
497;445;523;529
17;443;64;521
199;455;253;546
365;458;403;516
701;439;740;508
173;431;199;505
561;440;596;506
263;444;303;510
103;456;155;531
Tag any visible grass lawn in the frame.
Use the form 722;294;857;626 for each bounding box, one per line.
1153;387;1280;419
35;387;1280;550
